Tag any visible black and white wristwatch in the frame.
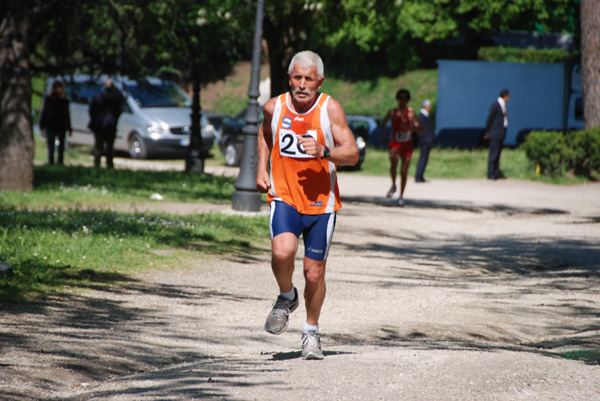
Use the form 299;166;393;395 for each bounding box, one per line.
322;146;331;159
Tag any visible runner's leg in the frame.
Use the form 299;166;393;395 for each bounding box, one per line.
271;233;298;293
400;155;411;197
303;257;326;326
389;149;399;186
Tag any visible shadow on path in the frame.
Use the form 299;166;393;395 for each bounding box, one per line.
341;195;568;215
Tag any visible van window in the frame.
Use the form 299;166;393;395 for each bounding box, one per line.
123;82;191;108
66;82;104;105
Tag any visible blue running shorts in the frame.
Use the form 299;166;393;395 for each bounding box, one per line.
269;200;337;261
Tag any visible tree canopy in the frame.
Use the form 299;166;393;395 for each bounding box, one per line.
0;0;592;191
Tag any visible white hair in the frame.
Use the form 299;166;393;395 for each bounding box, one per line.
421;99;431;108
288;51;324;79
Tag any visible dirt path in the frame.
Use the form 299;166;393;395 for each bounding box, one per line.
1;172;599;400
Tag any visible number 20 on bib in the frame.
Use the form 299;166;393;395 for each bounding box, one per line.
279;129;318;159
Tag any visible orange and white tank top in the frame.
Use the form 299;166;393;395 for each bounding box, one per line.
391;106;413;143
268;92;341;215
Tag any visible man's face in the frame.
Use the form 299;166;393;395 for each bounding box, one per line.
397;94;409;108
288;64;324;109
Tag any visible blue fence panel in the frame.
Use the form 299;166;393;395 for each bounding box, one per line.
436;60;568;147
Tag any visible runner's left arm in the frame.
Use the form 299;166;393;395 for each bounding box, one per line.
409;108;423;134
298;97;358;166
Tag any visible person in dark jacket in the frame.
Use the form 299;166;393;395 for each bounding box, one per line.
484;89;510;180
40;81;72;165
88;79;123;168
415;99;434;183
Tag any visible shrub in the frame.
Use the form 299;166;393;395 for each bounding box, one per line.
567;129;600;176
521;130;570;175
478;46;576;63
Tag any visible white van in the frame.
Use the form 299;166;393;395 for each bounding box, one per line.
44;75;215;159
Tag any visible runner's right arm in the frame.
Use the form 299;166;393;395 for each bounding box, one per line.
256;98;276;193
381;109;393;144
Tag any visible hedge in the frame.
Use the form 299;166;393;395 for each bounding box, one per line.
568;129;600;175
478;46;577;63
522;129;600;177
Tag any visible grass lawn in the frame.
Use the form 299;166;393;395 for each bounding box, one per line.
1;136;268;302
357;146;592;185
0;205;269;302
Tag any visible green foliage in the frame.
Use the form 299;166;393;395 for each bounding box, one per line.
567;128;600;176
33;134;88;165
24;0;581;99
521;131;571;175
321;69;438;116
29;0;252;84
210;95;250;116
478;46;576;63
522;129;600;177
0;164;236;207
400;0;577;43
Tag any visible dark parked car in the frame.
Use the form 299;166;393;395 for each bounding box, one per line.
218;107;261;167
346;115;389;150
219;108;367;169
202;111;232;143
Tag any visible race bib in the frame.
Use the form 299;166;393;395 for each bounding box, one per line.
279;129;318;158
394;131;411;142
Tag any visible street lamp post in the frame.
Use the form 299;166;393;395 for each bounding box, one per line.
232;0;264;211
186;36;204;174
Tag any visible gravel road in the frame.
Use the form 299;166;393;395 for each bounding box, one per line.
1;166;599;400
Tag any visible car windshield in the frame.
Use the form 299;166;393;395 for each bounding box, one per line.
124;81;191;108
65;82;104;105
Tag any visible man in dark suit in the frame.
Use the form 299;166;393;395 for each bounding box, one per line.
484;89;510;180
415;99;434;182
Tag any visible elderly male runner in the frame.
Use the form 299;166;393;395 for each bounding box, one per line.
256;50;359;360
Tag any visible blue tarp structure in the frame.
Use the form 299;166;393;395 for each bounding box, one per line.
435;60;570;147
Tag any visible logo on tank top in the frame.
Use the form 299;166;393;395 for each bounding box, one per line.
282;116;292;129
310;201;323;207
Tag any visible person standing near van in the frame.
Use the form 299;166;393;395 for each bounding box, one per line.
88;79;123;168
40;80;71;165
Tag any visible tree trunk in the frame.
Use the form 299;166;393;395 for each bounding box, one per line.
0;5;34;191
580;0;600;129
263;12;303;98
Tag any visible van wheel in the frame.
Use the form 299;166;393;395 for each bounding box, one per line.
224;140;241;167
129;134;147;159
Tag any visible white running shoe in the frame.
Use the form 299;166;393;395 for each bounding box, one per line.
301;331;324;360
397;197;404;207
264;287;299;335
